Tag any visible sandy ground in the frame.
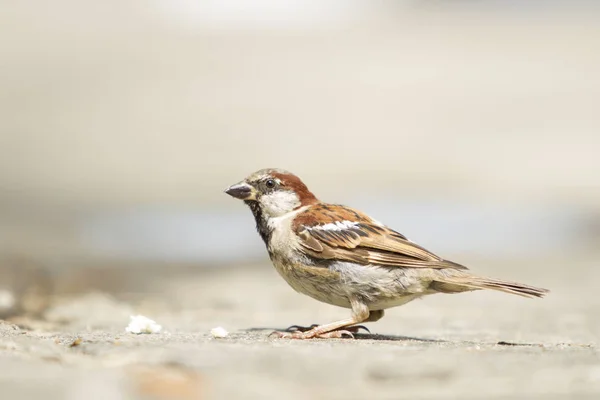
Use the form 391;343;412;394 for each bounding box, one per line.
1;255;599;400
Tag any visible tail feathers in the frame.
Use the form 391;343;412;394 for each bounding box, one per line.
431;275;549;299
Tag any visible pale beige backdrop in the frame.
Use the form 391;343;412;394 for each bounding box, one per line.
0;1;599;399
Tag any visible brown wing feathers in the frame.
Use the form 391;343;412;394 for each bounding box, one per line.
294;204;468;270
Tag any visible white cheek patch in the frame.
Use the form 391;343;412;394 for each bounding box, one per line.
260;191;301;217
310;220;358;231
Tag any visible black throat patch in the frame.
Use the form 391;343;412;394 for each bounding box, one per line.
245;200;273;247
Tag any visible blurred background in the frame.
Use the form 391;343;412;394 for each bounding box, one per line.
2;1;600;398
1;0;599;326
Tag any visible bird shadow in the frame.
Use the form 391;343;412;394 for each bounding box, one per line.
245;327;444;343
244;327;550;346
353;333;446;343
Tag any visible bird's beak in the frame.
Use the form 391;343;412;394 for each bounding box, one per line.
224;181;256;200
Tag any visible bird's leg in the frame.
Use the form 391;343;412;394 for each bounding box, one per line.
344;310;385;334
342;325;370;334
285;314;381;334
270;299;371;339
270;318;358;339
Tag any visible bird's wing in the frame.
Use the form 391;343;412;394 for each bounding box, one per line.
293;204;467;270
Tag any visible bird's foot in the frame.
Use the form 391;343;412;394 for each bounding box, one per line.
346;325;370;334
284;324;369;334
284;324;319;333
270;329;355;339
270;325;368;339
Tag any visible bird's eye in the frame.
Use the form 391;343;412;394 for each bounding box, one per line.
265;179;276;188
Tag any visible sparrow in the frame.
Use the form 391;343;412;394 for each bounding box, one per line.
225;168;549;339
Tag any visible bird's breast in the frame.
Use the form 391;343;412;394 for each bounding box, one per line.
269;255;353;308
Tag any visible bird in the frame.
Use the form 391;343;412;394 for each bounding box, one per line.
225;168;549;339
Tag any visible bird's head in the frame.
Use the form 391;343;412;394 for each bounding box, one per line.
225;168;318;218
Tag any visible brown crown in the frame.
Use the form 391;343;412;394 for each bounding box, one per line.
271;171;319;206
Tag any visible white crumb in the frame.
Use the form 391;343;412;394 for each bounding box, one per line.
210;326;229;338
0;289;16;311
125;315;162;334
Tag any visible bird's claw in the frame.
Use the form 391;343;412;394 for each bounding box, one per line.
270;328;356;339
285;324;320;333
283;324;368;334
346;325;370;334
316;330;355;339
